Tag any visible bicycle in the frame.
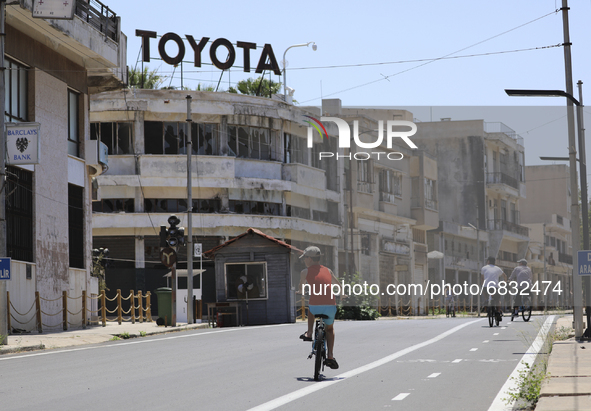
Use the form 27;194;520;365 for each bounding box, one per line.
511;296;532;322
307;314;328;381
487;296;501;327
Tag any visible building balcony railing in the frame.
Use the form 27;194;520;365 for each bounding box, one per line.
411;197;438;211
487;218;529;237
75;0;118;42
486;172;519;190
379;191;397;203
559;252;573;264
357;181;372;194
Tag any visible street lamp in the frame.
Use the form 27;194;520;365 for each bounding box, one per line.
505;87;587;338
282;42;317;103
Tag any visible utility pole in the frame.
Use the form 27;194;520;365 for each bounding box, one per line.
543;223;547;313
0;0;7;345
577;81;591;339
186;95;193;324
561;0;584;338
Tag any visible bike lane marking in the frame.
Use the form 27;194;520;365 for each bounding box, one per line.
427;373;441;378
247;319;482;411
487;315;555;411
392;393;410;401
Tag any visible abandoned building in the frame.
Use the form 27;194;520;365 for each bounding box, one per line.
4;0;127;332
89;91;440;317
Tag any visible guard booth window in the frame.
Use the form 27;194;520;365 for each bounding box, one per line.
69;184;84;269
225;262;267;300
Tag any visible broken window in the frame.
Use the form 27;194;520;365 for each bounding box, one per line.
91;122;134;155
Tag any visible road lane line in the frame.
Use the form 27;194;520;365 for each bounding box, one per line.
247;319;482;411
392;393;410;401
493;333;499;336
483;340;490;343
452;359;462;363
470;348;478;351
487;315;555;411
427;373;441;378
0;323;291;361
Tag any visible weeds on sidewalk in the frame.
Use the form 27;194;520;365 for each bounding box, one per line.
503;362;548;408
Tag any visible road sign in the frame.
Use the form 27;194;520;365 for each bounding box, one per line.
194;243;202;258
578;250;591;276
160;247;177;268
0;258;11;280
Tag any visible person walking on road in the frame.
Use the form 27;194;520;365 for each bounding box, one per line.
481;256;506;321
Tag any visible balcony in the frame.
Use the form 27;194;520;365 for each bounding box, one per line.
486;172;519;190
559;252;573;265
75;0;119;41
487;218;529;237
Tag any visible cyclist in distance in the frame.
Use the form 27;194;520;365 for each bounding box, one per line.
481;256;506;321
297;246;340;370
509;258;532;319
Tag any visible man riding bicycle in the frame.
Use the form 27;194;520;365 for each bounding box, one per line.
297;246;340;370
509;258;532;319
481;256;506;321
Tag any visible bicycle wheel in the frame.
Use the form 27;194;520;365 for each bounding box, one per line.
488;307;494;327
314;330;323;381
522;298;532;322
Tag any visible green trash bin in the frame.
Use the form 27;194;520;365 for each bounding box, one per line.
154;287;172;326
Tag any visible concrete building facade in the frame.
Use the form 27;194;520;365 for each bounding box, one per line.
413;119;528;308
90;94;439;317
4;0;127;331
520;165;572;308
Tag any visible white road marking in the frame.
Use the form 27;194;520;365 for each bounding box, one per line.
501;327;507;330
483;340;490;343
427;373;441;378
452;359;462;363
247;319;482;411
392;393;410;401
493;333;499;336
0;323;291;361
470;348;478;351
487;315;555;411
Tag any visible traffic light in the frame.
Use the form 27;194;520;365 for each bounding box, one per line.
163;214;185;248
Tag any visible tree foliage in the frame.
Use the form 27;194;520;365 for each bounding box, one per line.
128;67;165;89
228;77;281;97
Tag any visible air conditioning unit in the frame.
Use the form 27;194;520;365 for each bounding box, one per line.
86;140;109;176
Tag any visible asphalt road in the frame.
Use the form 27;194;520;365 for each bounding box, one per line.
0;315;554;411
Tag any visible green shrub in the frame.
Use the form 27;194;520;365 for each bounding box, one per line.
335;271;380;321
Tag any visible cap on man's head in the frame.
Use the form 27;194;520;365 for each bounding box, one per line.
518;258;527;264
300;246;322;259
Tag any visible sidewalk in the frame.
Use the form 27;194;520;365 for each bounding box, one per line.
0;320;209;355
536;316;591;411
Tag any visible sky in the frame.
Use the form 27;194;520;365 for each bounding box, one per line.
113;0;591;167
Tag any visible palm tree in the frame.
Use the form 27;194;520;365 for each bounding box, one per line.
228;77;281;97
128;67;165;89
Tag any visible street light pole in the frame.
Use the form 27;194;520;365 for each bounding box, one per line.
282;42;316;102
186;95;193;324
0;0;7;345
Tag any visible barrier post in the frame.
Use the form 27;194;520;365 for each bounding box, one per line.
62;290;68;331
82;290;87;329
101;290;106;327
35;291;42;333
130;289;135;324
138;291;143;323
146;292;152;322
117;289;122;325
6;291;10;334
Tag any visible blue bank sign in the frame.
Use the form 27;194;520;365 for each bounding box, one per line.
577;250;591;276
6;122;41;165
0;258;10;280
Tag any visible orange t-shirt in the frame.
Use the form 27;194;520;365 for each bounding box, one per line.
306;264;336;306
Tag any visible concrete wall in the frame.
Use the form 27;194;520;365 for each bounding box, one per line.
521;165;570;224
